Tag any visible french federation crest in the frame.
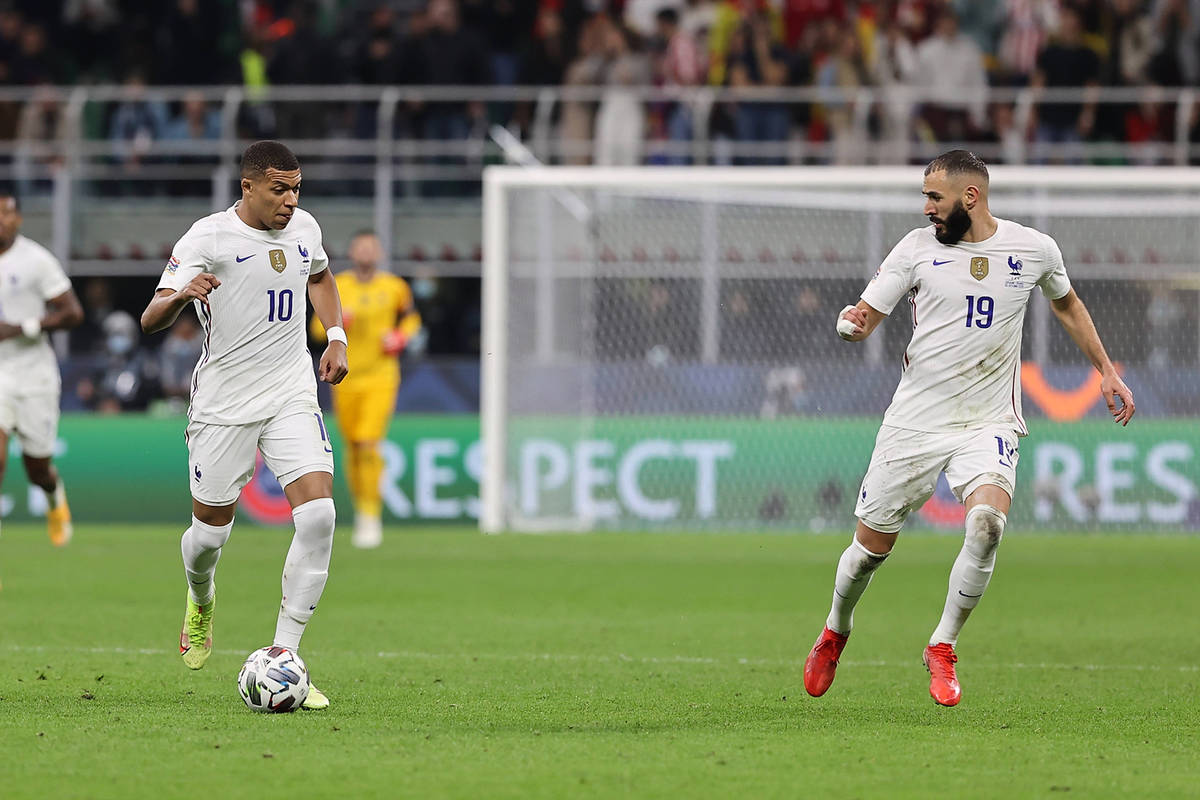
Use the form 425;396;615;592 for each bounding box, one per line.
269;248;287;273
970;257;989;281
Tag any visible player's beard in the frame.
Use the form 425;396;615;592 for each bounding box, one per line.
931;200;972;245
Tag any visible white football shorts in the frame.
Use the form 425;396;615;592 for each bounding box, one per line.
853;424;1020;534
0;389;60;458
185;398;334;506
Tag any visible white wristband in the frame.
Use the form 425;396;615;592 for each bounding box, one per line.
326;325;347;345
835;306;859;340
21;318;41;338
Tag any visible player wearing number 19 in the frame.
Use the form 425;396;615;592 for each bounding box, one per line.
141;141;349;709
804;150;1135;707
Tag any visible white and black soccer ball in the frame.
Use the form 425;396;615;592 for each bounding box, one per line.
237;646;309;712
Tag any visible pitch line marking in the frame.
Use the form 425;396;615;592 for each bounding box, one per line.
2;644;1197;673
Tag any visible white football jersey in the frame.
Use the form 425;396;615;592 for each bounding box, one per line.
860;217;1071;435
0;235;72;394
157;203;329;425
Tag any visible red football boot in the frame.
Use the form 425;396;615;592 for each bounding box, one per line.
923;642;962;706
804;627;849;697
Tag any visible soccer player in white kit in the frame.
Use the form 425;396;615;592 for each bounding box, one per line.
0;192;83;561
803;151;1136;706
141;141;349;709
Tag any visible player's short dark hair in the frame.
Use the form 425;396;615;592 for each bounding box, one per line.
924;150;989;184
0;187;20;211
656;8;679;25
350;229;379;241
240;140;300;178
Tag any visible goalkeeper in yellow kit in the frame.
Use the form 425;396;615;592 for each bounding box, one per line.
311;231;421;548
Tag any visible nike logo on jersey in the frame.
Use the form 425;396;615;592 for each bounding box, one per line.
235;254;255;263
932;259;952;266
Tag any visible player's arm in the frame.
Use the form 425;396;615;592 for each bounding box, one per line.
1050;288;1135;425
141;274;220;334
835;300;887;343
0;288;83;341
308;266;348;384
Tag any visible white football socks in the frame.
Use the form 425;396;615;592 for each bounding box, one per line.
825;537;890;635
274;498;336;651
181;515;233;605
930;504;1007;646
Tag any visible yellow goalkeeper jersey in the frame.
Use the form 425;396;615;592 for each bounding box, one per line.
311;270;421;389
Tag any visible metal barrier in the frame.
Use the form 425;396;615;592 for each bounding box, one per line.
0;84;1193;276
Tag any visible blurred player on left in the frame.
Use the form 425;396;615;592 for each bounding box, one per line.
0;191;84;555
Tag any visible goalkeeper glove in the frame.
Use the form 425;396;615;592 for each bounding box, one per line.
382;329;408;355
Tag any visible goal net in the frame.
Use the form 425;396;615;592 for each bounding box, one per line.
481;167;1200;534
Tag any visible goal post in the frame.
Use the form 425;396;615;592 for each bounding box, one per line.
481;166;1200;534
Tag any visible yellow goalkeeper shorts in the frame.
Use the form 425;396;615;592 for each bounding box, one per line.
332;377;398;443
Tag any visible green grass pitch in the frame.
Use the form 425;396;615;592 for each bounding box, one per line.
1;524;1197;799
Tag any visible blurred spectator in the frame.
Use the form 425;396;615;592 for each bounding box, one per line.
1148;0;1196;85
268;1;341;86
910;10;988;142
163;91;221;143
158;311;204;402
727;13;790;165
108;71;170;171
1124;84;1172;164
521;6;572;86
480;0;536;85
353;5;408;85
63;0;121;82
70;278;117;356
14;86;68;195
1104;0;1157;87
656;7;707;164
871;15;918;164
155;0;231;85
1146;285;1184;370
561;15;611;165
1032;6;1100;163
952;0;1007;58
997;0;1058;84
817;25;870;164
77;311;158;413
268;1;341;139
9;22;54;84
760;366;814;417
783;0;846;50
410;0;490;179
594;24;651;165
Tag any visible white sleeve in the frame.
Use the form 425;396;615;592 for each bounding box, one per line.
860;230;919;314
157;219;211;292
310;218;329;275
1037;234;1071;300
36;247;72;300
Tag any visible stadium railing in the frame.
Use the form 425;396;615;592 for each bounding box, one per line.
0;84;1194;279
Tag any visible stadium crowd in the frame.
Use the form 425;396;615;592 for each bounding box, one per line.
0;1;1197;160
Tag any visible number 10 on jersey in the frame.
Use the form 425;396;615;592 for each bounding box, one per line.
965;295;993;328
267;289;294;322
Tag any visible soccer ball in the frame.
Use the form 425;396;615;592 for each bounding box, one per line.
237;646;309;712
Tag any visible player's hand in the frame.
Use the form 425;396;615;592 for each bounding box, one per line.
176;273;221;309
1102;369;1135;426
0;322;20;341
382;329;408;356
836;304;867;341
319;341;348;385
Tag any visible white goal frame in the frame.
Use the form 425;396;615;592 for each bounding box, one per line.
481;165;1200;534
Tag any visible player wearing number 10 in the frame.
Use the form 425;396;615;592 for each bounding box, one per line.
141;141;349;709
804;150;1135;707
